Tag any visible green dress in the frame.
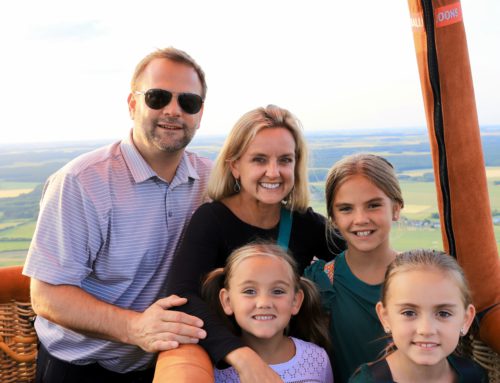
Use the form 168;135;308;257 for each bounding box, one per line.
348;355;488;382
304;252;388;383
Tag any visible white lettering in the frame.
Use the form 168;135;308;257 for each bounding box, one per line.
437;8;459;22
411;15;424;28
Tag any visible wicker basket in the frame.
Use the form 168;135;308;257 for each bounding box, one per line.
470;336;500;383
458;333;500;383
0;266;37;383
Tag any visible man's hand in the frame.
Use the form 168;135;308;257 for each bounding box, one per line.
126;295;206;352
225;347;283;383
31;280;206;351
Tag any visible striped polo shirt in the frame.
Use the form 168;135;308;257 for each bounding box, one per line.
23;132;212;372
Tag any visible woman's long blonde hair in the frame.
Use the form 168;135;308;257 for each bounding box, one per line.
207;105;310;212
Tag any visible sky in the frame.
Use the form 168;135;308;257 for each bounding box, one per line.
0;0;498;144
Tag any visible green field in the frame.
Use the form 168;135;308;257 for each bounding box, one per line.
392;224;500;253
3;225;497;267
311;180;441;220
0;219;31;230
1;185;499;267
391;225;443;251
0;221;37;238
0;221;36;260
1;134;499;267
0;240;32;253
496;226;500;251
0;250;29;266
310;172;500;255
0;181;38;198
0;181;39;189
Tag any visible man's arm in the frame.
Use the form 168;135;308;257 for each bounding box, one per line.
166;203;247;361
31;279;207;352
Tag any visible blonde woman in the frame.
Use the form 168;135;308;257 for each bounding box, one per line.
166;105;343;382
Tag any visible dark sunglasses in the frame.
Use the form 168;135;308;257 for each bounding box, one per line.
134;89;203;115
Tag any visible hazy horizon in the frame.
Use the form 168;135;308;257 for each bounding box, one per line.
1;0;498;144
3;123;500;147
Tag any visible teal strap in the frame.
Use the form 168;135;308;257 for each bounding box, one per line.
277;207;293;250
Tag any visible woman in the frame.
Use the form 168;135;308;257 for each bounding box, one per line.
166;105;343;380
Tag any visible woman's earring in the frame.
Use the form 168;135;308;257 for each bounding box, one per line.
460;328;467;336
384;328;391;335
233;178;241;193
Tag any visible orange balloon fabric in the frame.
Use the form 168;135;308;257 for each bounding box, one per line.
0;266;30;303
407;0;500;352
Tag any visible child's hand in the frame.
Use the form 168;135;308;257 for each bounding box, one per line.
225;347;283;382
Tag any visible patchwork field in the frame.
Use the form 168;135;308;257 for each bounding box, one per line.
1;129;499;266
0;181;38;198
0;221;36;258
0;250;29;267
0;189;35;198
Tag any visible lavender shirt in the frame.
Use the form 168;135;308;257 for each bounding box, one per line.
23;132;211;372
215;337;333;383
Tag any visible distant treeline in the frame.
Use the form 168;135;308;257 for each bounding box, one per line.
2;130;499;184
309;144;431;171
0;163;69;183
0;184;42;220
0;142;104;182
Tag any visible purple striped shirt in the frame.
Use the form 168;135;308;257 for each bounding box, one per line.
23;131;211;372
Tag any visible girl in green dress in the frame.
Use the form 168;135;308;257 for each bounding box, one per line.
304;154;404;382
349;249;486;383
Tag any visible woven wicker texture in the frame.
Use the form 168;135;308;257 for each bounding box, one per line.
471;337;500;383
0;266;37;383
458;333;500;383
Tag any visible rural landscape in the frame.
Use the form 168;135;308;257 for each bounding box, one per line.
1;126;499;267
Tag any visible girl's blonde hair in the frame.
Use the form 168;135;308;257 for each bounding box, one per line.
381;249;472;308
207;105;310;212
202;242;331;351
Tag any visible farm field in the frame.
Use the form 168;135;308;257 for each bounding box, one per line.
0;250;28;267
0;221;36;263
0;181;38;198
1;130;499;266
4;223;498;267
0;221;36;238
311;172;500;221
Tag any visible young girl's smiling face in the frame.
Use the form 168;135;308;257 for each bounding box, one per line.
376;267;475;369
332;175;400;254
219;255;304;344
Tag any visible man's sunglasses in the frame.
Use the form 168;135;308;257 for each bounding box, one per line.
134;89;203;115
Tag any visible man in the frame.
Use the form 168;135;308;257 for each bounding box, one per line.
23;47;211;382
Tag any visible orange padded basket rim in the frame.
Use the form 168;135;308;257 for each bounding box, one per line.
0;265;30;303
